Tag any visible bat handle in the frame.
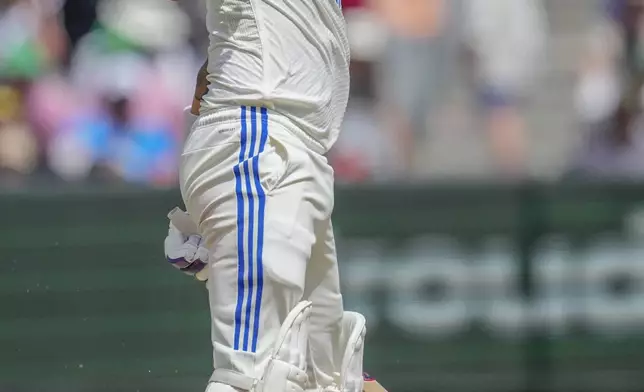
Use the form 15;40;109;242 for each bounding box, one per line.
168;207;199;235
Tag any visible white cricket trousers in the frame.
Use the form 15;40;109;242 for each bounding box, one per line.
180;106;344;388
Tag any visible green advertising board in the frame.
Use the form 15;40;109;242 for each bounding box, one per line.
1;184;644;392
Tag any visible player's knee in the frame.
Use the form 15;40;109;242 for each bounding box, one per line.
310;308;342;334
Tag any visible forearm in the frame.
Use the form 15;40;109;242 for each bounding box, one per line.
191;59;209;115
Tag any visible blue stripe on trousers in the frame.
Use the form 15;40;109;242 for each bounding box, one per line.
233;106;248;350
251;107;268;352
233;106;267;353
242;107;258;351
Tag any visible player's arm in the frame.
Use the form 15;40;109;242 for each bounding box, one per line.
170;0;207;115
191;59;209;115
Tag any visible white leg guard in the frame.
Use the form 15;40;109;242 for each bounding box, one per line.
306;311;366;392
207;301;313;392
336;312;367;392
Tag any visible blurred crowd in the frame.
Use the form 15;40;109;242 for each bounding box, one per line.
0;0;200;187
2;0;644;187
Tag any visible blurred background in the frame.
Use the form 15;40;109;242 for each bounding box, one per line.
2;0;644;391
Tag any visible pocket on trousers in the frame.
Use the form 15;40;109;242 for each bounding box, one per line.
256;136;290;195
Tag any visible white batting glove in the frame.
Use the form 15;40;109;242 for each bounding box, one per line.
164;208;210;281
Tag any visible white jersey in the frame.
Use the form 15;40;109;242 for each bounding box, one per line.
202;0;350;153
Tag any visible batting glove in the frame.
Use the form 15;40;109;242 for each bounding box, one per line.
164;209;210;281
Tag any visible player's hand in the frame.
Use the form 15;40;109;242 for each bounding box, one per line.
164;220;210;281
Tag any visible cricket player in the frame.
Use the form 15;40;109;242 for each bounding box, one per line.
163;1;367;392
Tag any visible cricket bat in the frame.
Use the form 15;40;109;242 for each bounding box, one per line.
363;373;388;392
168;207;199;234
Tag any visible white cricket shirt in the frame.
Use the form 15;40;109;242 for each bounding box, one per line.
202;0;350;153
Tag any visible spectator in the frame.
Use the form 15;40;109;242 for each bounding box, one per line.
605;0;644;77
48;90;178;186
565;1;644;180
0;83;38;182
462;0;547;176
574;20;623;126
61;0;99;64
371;0;453;176
566;94;644;180
0;0;67;79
